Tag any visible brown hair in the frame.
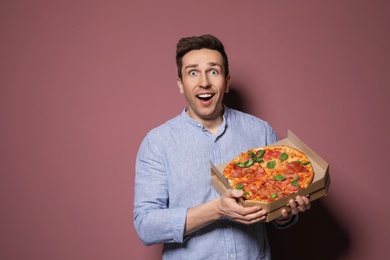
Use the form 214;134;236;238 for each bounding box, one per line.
175;34;229;80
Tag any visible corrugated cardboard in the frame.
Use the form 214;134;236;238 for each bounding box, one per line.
210;130;330;222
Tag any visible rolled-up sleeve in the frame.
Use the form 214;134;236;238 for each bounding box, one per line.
133;135;187;245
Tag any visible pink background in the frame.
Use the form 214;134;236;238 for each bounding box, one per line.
1;1;389;259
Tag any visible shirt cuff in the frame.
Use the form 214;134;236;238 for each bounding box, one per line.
171;207;189;243
271;214;299;229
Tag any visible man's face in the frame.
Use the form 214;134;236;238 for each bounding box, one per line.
177;48;230;124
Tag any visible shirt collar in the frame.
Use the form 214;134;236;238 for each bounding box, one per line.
181;105;229;136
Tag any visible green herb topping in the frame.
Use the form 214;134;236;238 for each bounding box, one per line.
236;158;254;168
280;152;288;162
266;160;276;169
274;175;286;181
291;176;300;187
236;183;244;190
249;150;264;163
296;160;311;165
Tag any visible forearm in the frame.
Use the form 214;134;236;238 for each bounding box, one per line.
184;198;222;236
184;189;268;235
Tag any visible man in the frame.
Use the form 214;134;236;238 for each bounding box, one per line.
133;34;310;259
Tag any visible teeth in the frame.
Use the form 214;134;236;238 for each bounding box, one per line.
198;94;213;98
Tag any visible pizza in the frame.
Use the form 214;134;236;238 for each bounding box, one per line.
222;145;314;202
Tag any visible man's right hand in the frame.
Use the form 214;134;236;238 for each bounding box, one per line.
218;189;267;224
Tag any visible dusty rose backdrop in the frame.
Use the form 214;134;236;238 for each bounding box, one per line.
1;1;389;259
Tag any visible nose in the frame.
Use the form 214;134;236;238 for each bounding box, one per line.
199;72;210;87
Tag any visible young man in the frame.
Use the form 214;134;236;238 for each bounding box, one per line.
133;34;310;259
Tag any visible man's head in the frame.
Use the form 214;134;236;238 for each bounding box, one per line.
175;35;231;130
176;34;229;81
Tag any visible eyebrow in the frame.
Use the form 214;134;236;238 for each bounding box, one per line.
184;62;222;70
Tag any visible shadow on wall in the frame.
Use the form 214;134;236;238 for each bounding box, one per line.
267;200;350;260
223;87;247;112
224;86;350;259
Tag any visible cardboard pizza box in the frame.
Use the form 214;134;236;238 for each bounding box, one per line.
210;130;330;222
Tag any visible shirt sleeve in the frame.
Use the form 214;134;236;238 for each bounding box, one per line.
271;214;299;229
133;134;188;245
266;121;279;145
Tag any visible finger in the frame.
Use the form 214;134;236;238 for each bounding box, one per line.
295;196;306;211
232;189;244;198
281;208;289;218
236;217;264;225
287;198;299;215
236;210;267;224
288;199;297;209
295;196;304;205
302;196;311;209
225;189;243;199
236;207;265;218
296;196;312;212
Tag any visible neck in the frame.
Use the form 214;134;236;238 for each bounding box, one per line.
186;105;224;136
203;118;222;135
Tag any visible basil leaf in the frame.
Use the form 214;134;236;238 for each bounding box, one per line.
245;159;254;167
271;193;278;199
256;158;264;164
280;152;288;162
250;150;264;163
274;175;286;181
249;150;256;159
291;176;300;187
266;160;276;169
236;158;254;168
236;162;246;167
296;160;302;164
257;150;265;159
291;181;299;187
302;161;311;165
236;183;244;190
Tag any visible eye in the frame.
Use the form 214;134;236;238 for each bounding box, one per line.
189;70;197;76
210;69;219;75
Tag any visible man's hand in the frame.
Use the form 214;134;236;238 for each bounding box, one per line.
274;195;311;225
218;189;267;224
185;189;268;235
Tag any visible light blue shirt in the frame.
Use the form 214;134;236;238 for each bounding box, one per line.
134;107;279;259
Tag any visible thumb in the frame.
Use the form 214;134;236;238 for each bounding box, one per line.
230;189;244;198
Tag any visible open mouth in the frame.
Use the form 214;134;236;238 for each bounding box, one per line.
197;93;214;101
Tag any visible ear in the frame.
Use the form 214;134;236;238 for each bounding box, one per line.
224;75;231;93
177;77;184;94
